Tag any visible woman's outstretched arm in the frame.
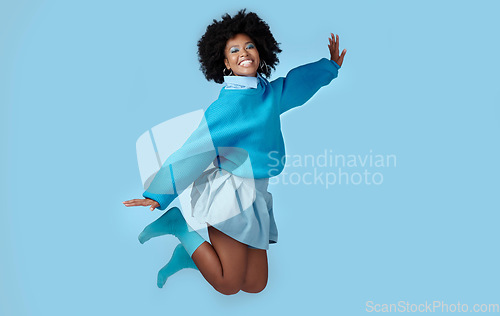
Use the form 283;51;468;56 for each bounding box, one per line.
272;33;347;114
124;114;218;211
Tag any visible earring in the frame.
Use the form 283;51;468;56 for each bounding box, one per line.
223;68;233;76
259;60;269;72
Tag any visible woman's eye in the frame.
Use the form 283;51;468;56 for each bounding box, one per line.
230;47;239;53
246;44;255;49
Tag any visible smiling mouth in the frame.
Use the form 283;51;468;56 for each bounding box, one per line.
239;59;253;67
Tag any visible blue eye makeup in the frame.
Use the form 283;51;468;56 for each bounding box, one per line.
229;43;255;54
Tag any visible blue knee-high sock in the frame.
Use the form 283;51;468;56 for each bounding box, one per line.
157;243;199;288
138;207;205;256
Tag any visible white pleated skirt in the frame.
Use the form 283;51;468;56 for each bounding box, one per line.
190;166;278;250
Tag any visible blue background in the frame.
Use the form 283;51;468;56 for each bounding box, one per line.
2;0;499;315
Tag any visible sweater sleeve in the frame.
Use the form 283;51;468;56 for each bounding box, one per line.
142;97;249;211
271;58;341;115
142;113;218;210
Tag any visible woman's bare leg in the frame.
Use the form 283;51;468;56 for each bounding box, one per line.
191;226;249;295
241;248;268;293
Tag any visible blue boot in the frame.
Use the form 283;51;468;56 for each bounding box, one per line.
138;207;205;256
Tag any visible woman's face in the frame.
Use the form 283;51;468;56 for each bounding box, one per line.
224;33;260;77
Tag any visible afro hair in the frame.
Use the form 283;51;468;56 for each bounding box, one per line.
197;9;282;84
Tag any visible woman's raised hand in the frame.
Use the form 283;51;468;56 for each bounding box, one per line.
328;33;347;67
123;198;160;211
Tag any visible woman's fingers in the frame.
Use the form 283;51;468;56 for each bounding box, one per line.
122;198;152;207
123;199;140;206
328;32;346;67
340;48;347;65
329;34;336;57
149;201;159;211
329;33;340;54
336;34;340;54
122;198;160;211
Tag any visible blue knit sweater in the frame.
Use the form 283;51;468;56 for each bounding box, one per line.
143;58;341;210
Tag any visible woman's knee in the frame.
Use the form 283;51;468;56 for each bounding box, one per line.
214;280;243;295
241;276;268;293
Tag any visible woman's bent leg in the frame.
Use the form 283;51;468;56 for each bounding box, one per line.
241;248;268;293
191;226;249;295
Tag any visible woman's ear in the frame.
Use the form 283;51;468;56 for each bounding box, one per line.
224;58;230;70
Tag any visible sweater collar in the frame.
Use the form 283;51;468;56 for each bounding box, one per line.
223;73;266;89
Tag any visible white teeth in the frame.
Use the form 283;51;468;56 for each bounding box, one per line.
240;60;252;66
